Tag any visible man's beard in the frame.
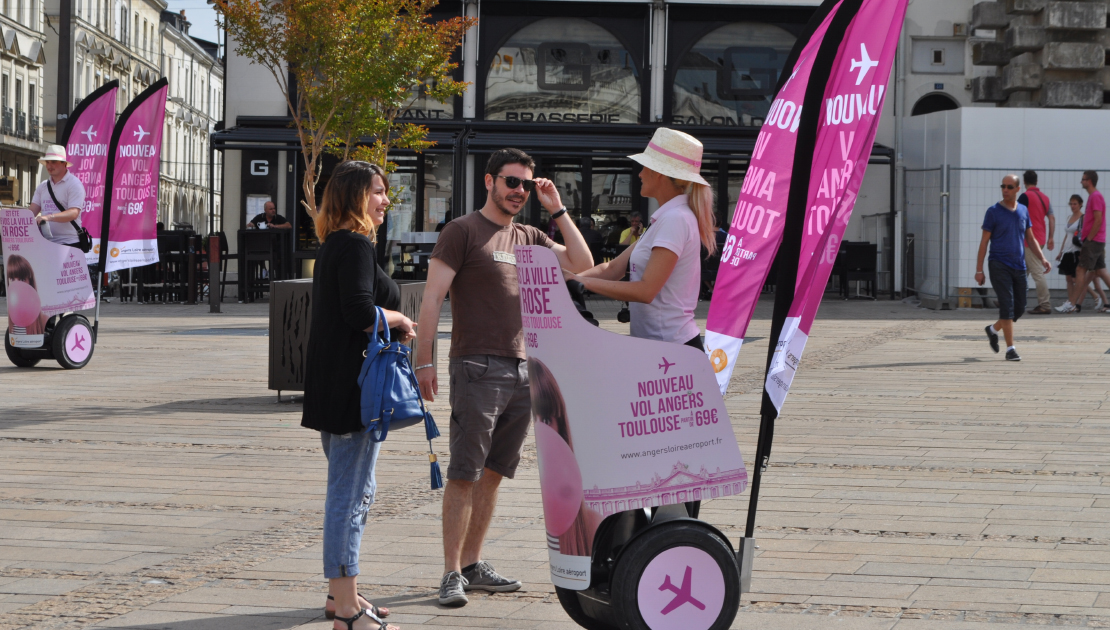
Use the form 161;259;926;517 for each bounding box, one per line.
491;186;528;218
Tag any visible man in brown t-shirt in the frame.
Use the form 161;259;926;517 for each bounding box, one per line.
416;148;592;607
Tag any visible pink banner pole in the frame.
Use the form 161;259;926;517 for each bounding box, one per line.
763;0;908;414
99;78;168;275
61;81;118;271
704;2;843;395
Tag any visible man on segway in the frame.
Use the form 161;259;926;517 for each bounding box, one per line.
30;145;86;249
3;145;96;369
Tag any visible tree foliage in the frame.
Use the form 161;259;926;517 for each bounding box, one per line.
213;0;474;218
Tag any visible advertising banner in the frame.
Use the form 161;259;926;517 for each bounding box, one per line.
60;81;117;267
703;6;841;394
99;78;168;272
764;0;907;412
516;245;746;590
2;208;95;347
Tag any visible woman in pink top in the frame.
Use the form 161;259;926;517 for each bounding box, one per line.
564;128;717;349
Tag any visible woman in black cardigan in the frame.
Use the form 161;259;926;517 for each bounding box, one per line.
303;161;411;630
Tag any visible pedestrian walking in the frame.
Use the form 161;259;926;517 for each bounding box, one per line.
564;127;718;350
413;148;593;608
1017;170;1054;314
1055;194;1106;313
301;161;413;630
976;174;1051;361
1068;171;1110;313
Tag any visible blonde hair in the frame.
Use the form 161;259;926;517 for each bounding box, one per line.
314;161;387;243
670;178;718;256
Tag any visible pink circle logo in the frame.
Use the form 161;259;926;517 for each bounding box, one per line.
636;546;725;630
64;322;93;364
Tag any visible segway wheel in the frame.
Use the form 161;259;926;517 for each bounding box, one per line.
51;314;95;369
555;586;620;630
4;330;39;367
611;522;740;630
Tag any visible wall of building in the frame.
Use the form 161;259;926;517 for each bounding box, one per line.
219;30;285;250
904;106;1110;297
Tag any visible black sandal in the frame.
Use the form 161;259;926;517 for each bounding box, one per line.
333;607;391;630
326;594;389;620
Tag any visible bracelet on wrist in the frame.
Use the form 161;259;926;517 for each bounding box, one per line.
414;363;434;371
550;207;567;221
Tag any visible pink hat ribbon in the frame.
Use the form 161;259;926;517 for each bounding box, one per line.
648;141;701;168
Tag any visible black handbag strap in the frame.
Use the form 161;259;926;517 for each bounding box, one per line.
45;180;83;233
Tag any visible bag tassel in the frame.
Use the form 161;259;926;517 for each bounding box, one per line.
429;448;444;490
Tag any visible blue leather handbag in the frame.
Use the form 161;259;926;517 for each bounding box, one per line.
357;306;440;445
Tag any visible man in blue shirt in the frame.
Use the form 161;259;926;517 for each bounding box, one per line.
976;174;1052;361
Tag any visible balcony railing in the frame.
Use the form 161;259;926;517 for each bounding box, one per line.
29;115;39;142
16;111;27;139
2;108;12;136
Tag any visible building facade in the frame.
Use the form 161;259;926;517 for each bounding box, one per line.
42;1;223;232
158;10;223;232
214;0;1110;298
0;1;48;205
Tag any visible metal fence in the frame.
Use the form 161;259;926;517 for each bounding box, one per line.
904;166;1092;301
904;167;944;298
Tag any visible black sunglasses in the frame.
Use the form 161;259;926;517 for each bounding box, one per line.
497;175;536;192
1001;184;1018;190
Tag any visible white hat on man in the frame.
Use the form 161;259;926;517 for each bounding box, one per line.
38;145;72;167
628;127;709;186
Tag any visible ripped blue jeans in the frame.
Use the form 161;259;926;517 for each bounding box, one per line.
321;429;382;578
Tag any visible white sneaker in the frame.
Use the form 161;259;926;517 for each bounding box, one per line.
1055;301;1075;313
1096;297;1105;311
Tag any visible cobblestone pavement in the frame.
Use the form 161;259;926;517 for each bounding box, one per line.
1;296;1108;629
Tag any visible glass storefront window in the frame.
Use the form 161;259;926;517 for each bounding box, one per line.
726;161;749;225
591;158;638;246
386;156;419;242
672;23;796;127
486;18;641;124
401;78;455;121
424;154;453;232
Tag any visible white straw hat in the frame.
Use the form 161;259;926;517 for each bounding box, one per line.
628;128;708;186
38;145;72;166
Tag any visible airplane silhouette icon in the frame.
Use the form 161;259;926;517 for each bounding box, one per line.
658;566;705;615
81;125;97;142
133;125;150;142
849;43;879;86
658;357;674;374
70;333;87;353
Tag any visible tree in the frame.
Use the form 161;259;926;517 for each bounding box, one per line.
213;0;474;219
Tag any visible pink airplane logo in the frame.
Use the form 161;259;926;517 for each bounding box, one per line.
70;332;87;353
658;357;675;374
658;566;705;615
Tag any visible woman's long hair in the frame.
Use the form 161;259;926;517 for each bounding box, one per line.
528;357;600;556
669;178;717;256
529;357;573;448
314;161;388;243
5;254;36;288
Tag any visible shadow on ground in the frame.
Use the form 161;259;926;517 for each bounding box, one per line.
96;610;320;629
0;396;288;429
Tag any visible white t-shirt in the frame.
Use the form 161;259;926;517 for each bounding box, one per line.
31;171;86;245
628;195;702;343
1062;217;1081;255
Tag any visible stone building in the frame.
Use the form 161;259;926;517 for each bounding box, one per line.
970;0;1109;108
42;2;222;232
43;0;164;141
158;10;223;232
0;1;48;205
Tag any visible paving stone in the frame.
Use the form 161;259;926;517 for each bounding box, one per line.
1;300;1109;629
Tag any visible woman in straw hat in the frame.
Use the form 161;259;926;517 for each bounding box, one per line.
564;128;717;349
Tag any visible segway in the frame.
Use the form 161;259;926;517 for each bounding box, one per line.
554;502;752;630
3;206;99;369
5;312;96;369
518;245;752;630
